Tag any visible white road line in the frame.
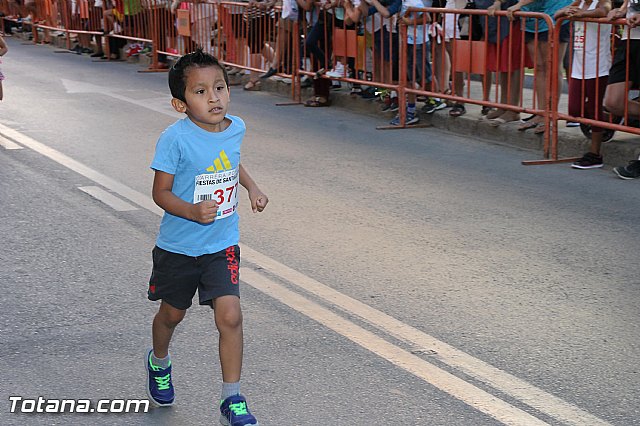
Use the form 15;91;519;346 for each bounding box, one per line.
241;245;612;426
242;268;548;426
0;134;23;150
78;186;138;211
0;123;162;217
0;122;611;426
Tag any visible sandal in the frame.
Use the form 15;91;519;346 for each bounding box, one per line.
481;106;493;116
304;96;331;107
518;118;542;131
449;104;466;117
533;123;546;134
488;112;521;127
243;81;261;91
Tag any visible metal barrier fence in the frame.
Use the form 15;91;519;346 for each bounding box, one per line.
2;0;638;162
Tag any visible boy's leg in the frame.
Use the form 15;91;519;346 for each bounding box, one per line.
213;295;243;383
146;301;185;407
152;301;187;358
214;294;259;426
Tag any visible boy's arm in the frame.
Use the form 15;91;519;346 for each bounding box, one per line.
239;164;269;213
0;37;7;56
152;170;219;223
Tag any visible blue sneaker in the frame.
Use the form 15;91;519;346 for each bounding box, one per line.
145;349;175;406
390;111;419;126
220;394;258;426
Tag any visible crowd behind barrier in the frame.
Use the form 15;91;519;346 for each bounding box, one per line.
1;0;639;166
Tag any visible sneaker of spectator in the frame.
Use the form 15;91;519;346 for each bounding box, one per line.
382;96;399;112
359;86;377;99
326;61;346;78
300;75;312;88
571;152;604;169
613;160;640;180
390;111;420;126
422;98;446;114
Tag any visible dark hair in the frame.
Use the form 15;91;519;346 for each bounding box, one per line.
168;48;229;102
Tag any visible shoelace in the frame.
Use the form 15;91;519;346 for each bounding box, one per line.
154;373;172;391
228;401;249;416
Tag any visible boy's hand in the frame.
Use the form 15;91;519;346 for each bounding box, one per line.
190;200;219;223
629;14;640;28
248;189;269;213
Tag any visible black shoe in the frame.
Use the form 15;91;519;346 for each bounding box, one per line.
260;67;277;79
572;152;603;169
359;86;377;99
613;160;640;180
300;76;312;88
90;51;104;57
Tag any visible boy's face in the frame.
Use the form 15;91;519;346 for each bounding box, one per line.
172;65;230;132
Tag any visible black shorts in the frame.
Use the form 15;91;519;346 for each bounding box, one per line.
608;39;640;88
148;245;241;310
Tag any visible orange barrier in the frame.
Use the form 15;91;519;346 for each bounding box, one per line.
534;16;640;165
8;0;640;162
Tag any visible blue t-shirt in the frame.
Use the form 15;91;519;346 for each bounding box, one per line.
523;0;571;33
150;115;245;257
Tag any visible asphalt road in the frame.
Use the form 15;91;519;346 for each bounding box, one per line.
1;37;639;426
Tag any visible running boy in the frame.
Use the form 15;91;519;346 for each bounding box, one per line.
147;48;268;426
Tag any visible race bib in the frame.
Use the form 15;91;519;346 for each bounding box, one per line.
193;167;239;219
574;23;585;52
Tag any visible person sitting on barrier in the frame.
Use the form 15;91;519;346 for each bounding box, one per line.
480;0;530;126
147;48;268;424
555;0;612;169
603;0;640;125
506;0;572;134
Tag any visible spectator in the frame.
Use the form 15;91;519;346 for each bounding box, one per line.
0;34;7;100
603;0;639;121
90;0;106;57
71;0;94;54
260;0;300;79
303;0;344;106
363;0;402;111
242;0;277;91
480;0;531;126
390;0;432;125
507;0;572;133
555;0;612;169
444;0;468;116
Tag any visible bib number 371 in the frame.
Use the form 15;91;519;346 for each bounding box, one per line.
193;168;239;219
